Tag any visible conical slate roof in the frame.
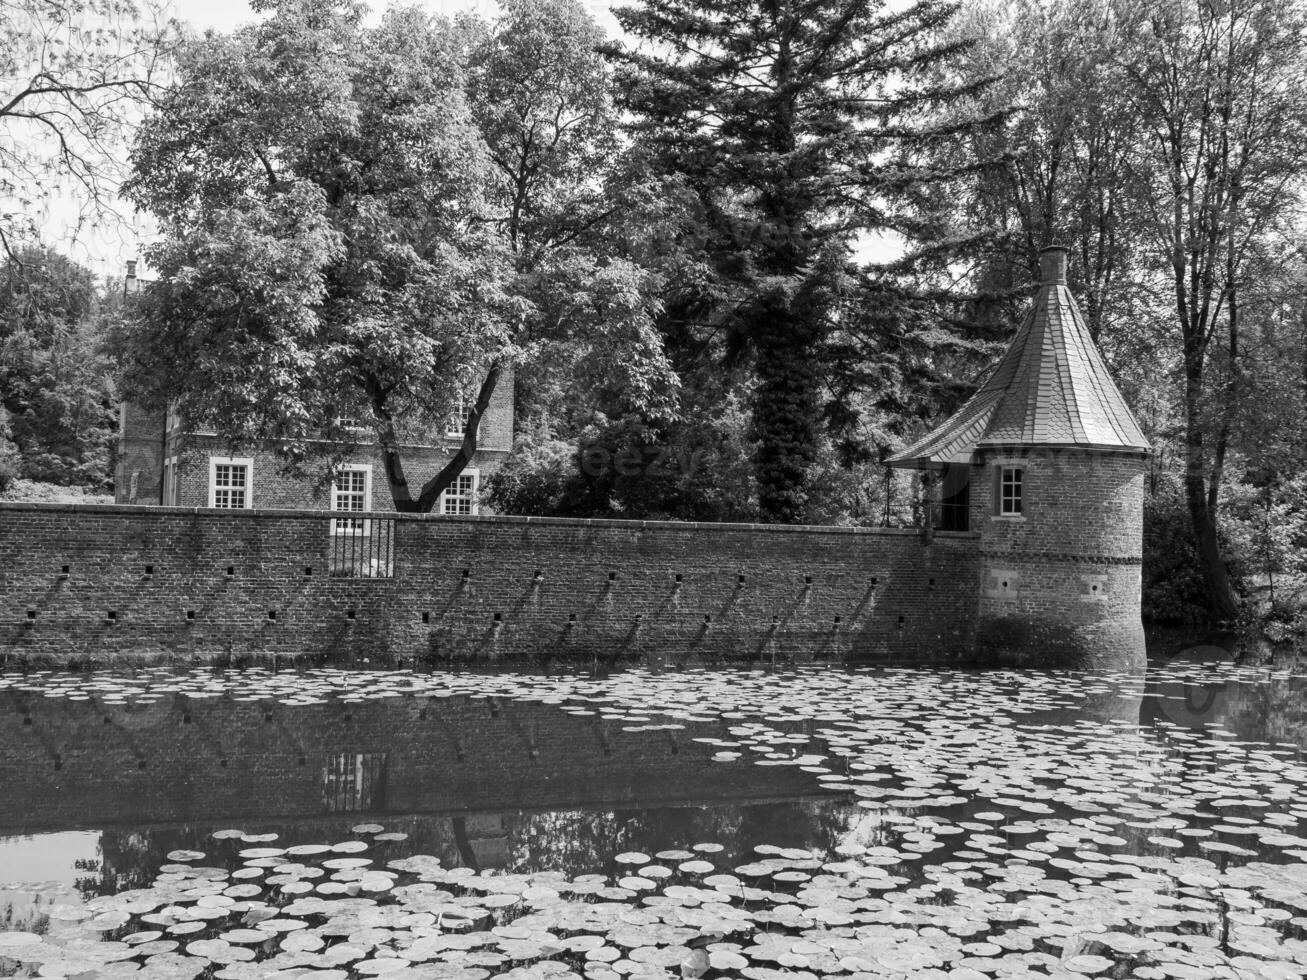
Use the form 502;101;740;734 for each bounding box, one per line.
886;247;1149;469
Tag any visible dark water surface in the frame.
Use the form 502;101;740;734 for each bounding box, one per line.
2;652;1307;978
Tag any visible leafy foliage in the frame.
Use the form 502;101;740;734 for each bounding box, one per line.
0;247;117;488
0;405;19;492
119;0;513;511
607;0;994;523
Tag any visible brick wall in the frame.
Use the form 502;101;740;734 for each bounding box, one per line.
172;438;509;514
969;449;1147;667
0;504;979;666
117;365;515;512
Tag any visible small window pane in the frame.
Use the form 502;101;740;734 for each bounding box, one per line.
212;463;248;509
332;468;368;534
442;473;476;515
445;391;480;438
999;466;1023;515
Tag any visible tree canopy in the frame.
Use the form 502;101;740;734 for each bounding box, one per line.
120;0;512;511
605;0;997;522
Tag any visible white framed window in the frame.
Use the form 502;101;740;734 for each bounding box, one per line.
331;464;372;535
998;466;1023;516
209;457;253;509
440;469;479;516
163;455;180;506
445;390;479;438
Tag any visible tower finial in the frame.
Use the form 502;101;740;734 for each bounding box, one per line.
1039;245;1068;285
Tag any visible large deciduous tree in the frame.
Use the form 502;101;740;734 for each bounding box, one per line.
1118;0;1307;620
607;0;993;523
467;0;679;442
1;0;175;260
119;0;512;512
939;0;1145;341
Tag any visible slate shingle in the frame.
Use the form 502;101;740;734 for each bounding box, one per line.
887;248;1149;468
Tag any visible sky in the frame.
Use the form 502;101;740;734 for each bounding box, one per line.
176;0;619;32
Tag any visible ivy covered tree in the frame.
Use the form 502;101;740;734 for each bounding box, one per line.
607;0;994;522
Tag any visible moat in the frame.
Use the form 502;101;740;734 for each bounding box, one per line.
3;650;1307;979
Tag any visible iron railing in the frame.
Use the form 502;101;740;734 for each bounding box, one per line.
328;517;396;578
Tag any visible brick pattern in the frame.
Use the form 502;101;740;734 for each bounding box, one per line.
970;449;1144;559
170;439;509;514
0;505;980;666
115;366;515;510
969;449;1147;667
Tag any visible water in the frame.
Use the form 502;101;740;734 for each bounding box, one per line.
2;654;1307;978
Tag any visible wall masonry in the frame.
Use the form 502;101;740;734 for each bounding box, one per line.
0;504;980;666
970;448;1147;667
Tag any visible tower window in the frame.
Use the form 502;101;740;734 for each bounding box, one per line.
998;466;1023;515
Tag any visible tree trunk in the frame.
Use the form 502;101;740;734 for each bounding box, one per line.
369;362;503;513
1186;481;1239;621
413;362;503;513
1181;361;1240;622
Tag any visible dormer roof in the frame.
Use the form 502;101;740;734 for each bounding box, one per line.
886;247;1149;469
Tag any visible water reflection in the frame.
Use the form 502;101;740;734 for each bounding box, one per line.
0;683;831;832
3;655;1307;979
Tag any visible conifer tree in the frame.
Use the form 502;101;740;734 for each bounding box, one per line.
608;0;993;522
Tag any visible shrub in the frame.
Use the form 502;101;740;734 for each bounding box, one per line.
1142;484;1212;623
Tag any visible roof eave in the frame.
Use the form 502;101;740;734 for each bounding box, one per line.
973;439;1152;455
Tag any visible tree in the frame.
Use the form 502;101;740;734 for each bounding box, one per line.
1;0;175;261
608;0;993;522
1118;0;1307;620
121;0;677;513
0;246;117;487
467;0;680;448
119;0;512;512
938;0;1146;342
0;404;19;492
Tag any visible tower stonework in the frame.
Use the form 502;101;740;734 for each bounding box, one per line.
889;247;1149;667
969;448;1145;667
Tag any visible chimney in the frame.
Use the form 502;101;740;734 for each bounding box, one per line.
126;259;137;279
124;259;139;298
1039;246;1068;285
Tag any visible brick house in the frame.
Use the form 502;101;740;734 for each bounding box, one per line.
114;263;514;517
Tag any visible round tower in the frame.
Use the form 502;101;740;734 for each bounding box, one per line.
888;247;1149;668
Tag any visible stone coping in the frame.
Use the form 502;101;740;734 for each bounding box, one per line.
0;501;980;539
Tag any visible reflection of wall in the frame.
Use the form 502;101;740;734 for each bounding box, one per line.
0;504;980;664
0;692;834;834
